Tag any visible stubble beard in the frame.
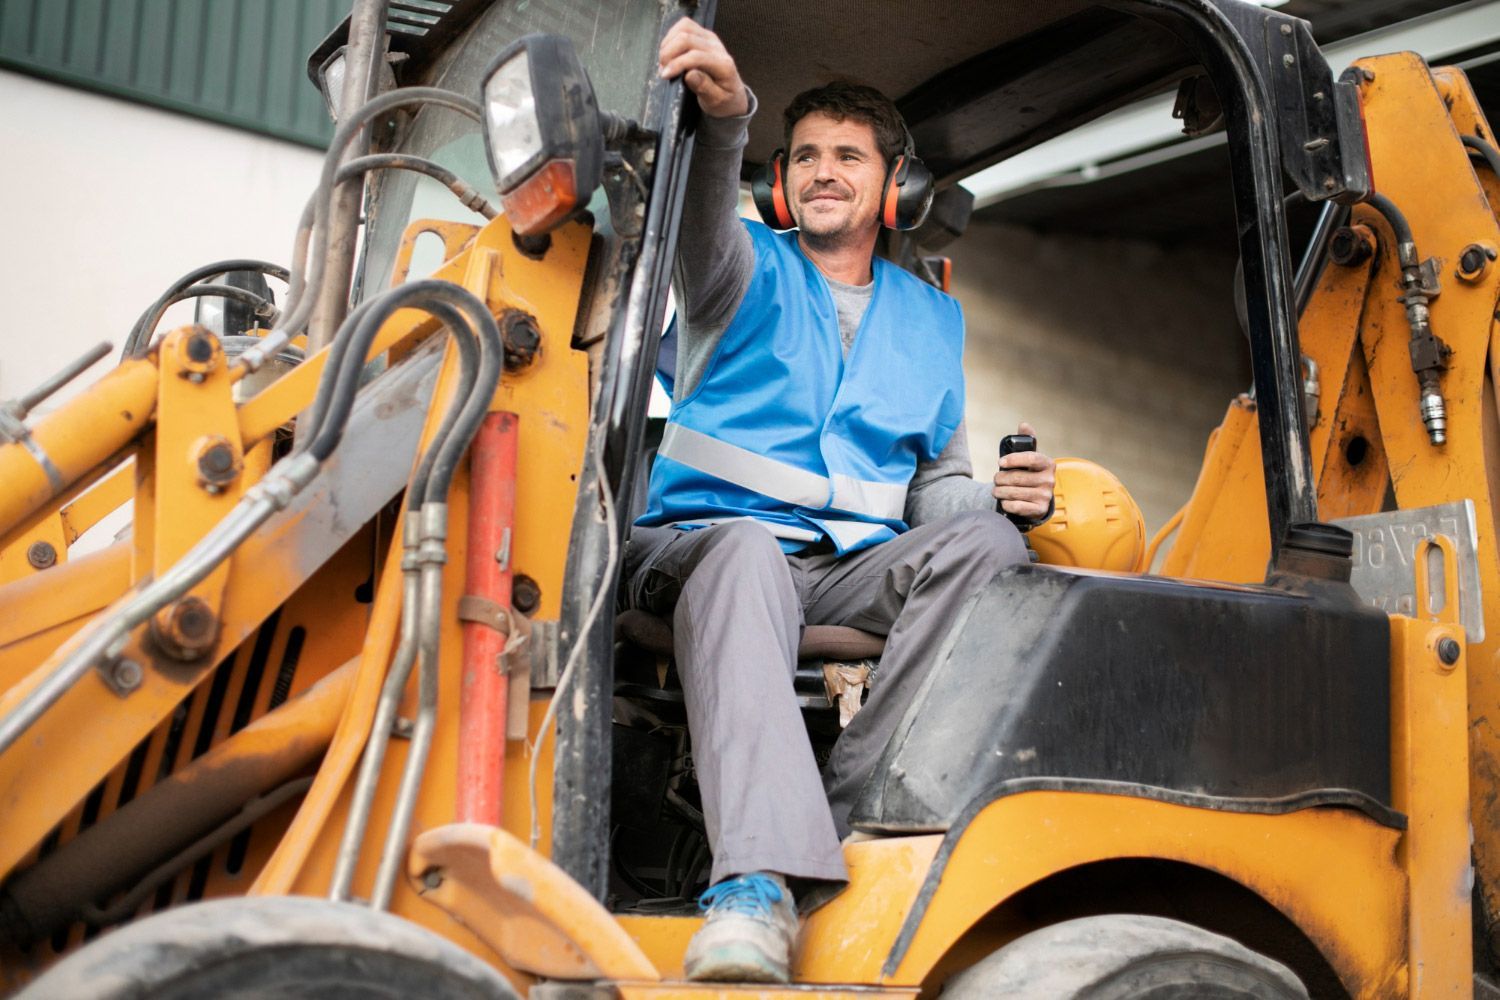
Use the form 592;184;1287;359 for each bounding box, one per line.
797;204;866;253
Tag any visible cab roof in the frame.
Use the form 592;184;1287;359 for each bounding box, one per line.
715;1;1194;184
315;1;1306;187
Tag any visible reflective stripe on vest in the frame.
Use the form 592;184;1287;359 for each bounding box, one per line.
664;515;824;543
658;424;907;521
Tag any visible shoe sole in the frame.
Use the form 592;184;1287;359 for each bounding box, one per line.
684;941;790;984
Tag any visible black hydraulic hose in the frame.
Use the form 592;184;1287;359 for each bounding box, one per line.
296;294;384;447
303;281;482;466
404;305;482;507
1365;192;1415;248
135;285;280;346
279;88;484;342
1464;134;1500;180
418;285;503;502
337;154;497;219
124;259;290;358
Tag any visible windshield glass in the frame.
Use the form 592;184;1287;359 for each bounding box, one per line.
359;1;661;290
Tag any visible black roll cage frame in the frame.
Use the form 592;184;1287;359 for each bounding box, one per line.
539;0;1371;897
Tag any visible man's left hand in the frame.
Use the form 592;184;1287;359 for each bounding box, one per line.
993;421;1056;520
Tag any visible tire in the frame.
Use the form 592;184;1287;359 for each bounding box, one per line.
16;896;520;1000
942;914;1310;999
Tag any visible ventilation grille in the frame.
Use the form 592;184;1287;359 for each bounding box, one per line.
31;612;307;958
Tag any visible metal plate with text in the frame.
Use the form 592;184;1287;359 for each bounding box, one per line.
1332;500;1483;643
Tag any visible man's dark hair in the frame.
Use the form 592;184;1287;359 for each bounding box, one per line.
782;81;907;162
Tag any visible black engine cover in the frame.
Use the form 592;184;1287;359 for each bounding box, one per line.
850;565;1398;833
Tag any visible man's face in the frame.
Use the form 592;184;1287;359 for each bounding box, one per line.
786;112;887;242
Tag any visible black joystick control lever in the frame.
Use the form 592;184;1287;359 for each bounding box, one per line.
996;434;1047;534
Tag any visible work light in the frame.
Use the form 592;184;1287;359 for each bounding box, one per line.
480;34;605;236
316;45;397;123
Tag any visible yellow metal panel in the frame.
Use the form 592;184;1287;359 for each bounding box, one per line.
147;328;245;647
885;794;1406;997
57;461;133;546
1391;537;1472;997
409;823;659;980
0;515;67;586
1348;55;1500;941
1160;395;1268;580
0;542;130;685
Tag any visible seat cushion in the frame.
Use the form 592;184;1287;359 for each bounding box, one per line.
797;626;886;661
615;609;885;662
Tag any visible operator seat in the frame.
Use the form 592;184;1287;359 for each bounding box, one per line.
614;609;885;722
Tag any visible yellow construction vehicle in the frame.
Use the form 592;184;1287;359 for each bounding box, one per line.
0;0;1497;996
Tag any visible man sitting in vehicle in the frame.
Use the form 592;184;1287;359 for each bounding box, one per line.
625;18;1057;983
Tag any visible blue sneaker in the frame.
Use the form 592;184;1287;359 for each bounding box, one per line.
683;872;798;983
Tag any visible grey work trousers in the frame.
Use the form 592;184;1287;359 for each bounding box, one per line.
623;510;1028;886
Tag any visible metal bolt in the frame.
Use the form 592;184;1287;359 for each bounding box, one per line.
511;230;552;259
153;596;219;660
26;540;57;570
175;598;215;640
185;332;215;364
199;442;234;477
1329;226;1374;267
1457;243;1494;282
1282;53;1295;67
513;574;542;614
112;658;144;693
500;310;543;370
421;867;444;890
1438;637;1461;665
1280;22;1292;35
194;437;240;491
392;717;415;739
1322;177;1337;192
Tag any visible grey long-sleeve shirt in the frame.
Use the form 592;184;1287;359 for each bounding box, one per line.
669;92;992;525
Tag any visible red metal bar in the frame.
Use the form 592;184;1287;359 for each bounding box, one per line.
457;411;518;825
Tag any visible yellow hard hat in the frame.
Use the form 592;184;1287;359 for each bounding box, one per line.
1028;458;1146;572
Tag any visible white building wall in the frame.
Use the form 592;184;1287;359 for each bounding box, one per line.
950;222;1246;540
0;69;324;405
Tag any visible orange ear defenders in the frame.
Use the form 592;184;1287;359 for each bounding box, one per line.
751;123;934;232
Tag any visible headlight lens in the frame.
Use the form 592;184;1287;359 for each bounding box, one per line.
317;48;348;122
483;51;544;191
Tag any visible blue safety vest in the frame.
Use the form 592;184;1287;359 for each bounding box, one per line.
638;221;965;554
